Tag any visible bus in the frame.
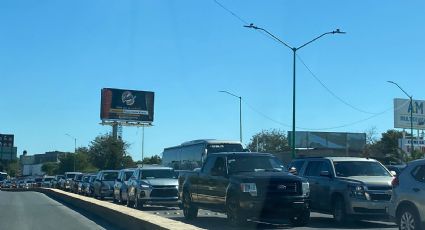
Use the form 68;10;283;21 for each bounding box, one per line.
0;172;8;182
162;139;244;170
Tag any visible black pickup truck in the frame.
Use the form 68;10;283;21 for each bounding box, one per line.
179;152;310;226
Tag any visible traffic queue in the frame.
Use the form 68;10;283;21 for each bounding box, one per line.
2;139;423;230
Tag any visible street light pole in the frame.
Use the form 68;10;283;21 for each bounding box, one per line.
244;24;345;158
219;90;243;143
65;133;77;171
387;81;414;157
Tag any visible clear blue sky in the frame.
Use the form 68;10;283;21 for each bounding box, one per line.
1;0;424;160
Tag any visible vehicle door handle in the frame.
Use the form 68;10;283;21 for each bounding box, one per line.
413;188;420;192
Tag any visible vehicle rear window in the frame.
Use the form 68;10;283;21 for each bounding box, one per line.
102;172;118;181
227;155;286;174
124;171;134;181
140;170;175;179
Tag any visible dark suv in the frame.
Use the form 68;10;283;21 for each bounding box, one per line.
289;157;394;223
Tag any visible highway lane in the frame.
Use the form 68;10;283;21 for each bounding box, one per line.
0;190;119;230
108;201;398;230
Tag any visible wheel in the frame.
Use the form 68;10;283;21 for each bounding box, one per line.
182;191;198;220
118;191;123;204
126;191;133;207
333;196;349;224
398;206;422;230
226;196;247;226
112;193;117;203
134;194;143;209
289;210;310;226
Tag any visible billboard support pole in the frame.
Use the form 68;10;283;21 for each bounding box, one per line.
142;126;145;163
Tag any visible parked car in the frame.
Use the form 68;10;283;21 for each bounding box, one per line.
289;157;394;223
180;152;310;226
70;174;84;193
78;174;90;194
41;176;55;188
113;168;136;203
61;172;82;191
389;159;425;230
385;164;407;177
127;166;180;209
84;174;97;196
51;175;65;188
93;170;119;199
25;179;35;189
2;180;12;188
34;177;43;187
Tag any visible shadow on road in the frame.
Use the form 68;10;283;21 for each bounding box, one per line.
172;215;397;230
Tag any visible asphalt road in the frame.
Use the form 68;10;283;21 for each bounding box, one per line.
109;201;398;230
0;189;399;230
0;190;119;230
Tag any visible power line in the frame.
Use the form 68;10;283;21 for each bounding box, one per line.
213;0;249;25
296;54;379;115
242;95;407;131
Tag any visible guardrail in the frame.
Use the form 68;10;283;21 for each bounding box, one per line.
1;188;203;230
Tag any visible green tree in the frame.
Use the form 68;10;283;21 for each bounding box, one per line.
364;129;404;164
139;155;162;165
41;162;59;175
247;129;290;153
1;160;19;177
88;133;133;170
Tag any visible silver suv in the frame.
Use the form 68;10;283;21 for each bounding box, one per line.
389;158;425;230
127;166;179;209
289;157;394;223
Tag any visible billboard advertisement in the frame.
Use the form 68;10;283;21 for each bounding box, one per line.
394;98;425;129
100;88;154;123
0;134;14;147
288;131;366;151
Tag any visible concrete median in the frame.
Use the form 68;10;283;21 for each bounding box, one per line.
14;188;203;230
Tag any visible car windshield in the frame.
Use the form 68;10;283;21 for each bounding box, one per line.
227;155;286;174
43;178;53;181
334;161;391;177
140;170;175;179
102;172;118;181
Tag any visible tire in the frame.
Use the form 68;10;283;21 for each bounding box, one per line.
333;196;349;224
226;196;247;226
398;206;422;230
113;193;117;203
126;191;133;207
289;210;310;227
134;194;143;209
182;191;198;220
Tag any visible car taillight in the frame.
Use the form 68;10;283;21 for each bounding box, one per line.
391;177;399;187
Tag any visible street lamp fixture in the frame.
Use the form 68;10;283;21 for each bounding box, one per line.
65;133;77;171
219;90;243;143
245;23;345;158
387;81;414;157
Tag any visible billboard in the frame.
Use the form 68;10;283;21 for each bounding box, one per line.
0;134;14;147
288;131;366;151
394;98;425;129
100;88;154;123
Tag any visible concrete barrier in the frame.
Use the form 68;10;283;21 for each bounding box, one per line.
5;188;203;230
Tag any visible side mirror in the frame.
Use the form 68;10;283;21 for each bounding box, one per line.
390;170;397;176
320;170;332;178
289;167;298;175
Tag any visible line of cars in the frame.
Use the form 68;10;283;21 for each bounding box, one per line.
44;153;423;230
52;165;180;209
